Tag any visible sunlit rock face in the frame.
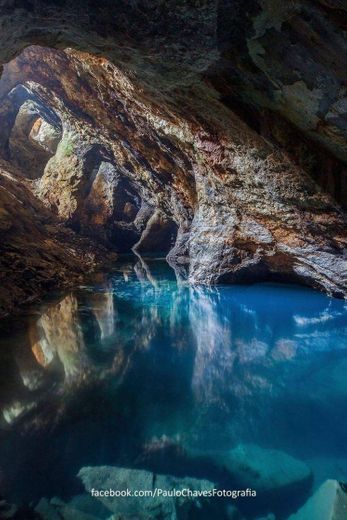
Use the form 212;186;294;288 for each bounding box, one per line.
32;294;89;382
8;101;60;179
0;158;116;317
1;46;346;298
29;117;60;154
37;135;143;250
0;0;346;314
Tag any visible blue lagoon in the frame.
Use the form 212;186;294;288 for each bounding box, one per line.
0;256;347;519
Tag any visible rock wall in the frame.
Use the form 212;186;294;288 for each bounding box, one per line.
0;158;116;317
0;1;346;314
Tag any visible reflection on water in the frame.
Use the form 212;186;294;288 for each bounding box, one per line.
0;256;347;519
31;294;88;381
89;276;116;341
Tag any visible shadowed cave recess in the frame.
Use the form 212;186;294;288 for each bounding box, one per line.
0;0;346;318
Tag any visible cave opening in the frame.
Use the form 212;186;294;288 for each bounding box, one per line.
8;98;62;179
0;45;181;258
0;84;62;174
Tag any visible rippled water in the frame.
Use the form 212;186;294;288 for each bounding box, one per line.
0;256;347;519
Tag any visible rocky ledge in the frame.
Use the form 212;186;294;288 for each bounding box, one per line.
0;159;117;317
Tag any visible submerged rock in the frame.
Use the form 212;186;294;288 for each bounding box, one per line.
0;498;18;519
205;443;312;494
226;503;245;519
288;480;347;520
78;465;216;520
35;498;61;520
35;496;107;520
66;494;110;519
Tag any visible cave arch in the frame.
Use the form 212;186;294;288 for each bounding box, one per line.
0;7;345;300
59;146;143;252
0;85;61;154
9;101;62;179
0;84;62;178
133;209;178;255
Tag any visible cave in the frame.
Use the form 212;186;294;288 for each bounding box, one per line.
0;41;346;308
8;99;61;179
0;2;347;520
0;95;61;188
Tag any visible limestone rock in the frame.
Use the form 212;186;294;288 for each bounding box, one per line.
8;101;59;179
2;46;346;298
288;480;347;520
0;2;347;311
210;443;312;494
35;496;105;520
35;498;61;520
133;209;178;254
78;465;215;520
0;159;116;318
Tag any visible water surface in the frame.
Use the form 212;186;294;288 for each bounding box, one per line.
0;256;347;519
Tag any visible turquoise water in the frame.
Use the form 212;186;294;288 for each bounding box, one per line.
0;256;347;519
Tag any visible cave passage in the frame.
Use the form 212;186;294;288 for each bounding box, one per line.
0;47;181;259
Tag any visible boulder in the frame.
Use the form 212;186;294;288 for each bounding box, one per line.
78;465;216;520
35;496;105;520
35;498;61;520
211;443;312;494
288;480;347;520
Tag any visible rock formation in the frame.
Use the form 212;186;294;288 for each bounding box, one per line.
78;465;217;520
0;0;346;315
204;443;312;494
288;479;347;520
0;158;117;316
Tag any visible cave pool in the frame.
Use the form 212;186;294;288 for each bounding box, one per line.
0;255;347;519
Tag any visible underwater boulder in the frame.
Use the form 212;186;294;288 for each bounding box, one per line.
288;480;347;520
212;444;312;495
66;494;110;519
0;497;18;519
78;465;216;520
35;498;61;520
226;503;245;519
35;496;103;520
